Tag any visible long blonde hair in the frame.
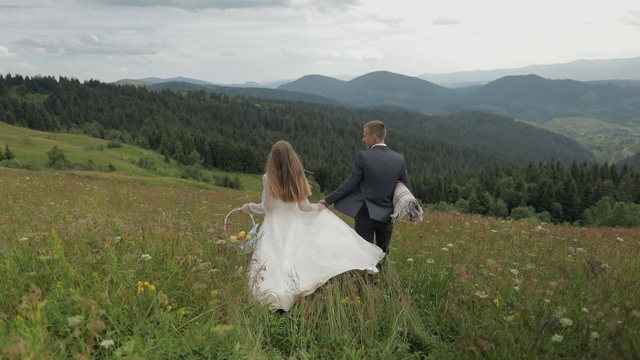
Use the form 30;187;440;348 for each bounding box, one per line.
265;140;312;202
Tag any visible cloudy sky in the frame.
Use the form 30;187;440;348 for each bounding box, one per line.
1;0;639;85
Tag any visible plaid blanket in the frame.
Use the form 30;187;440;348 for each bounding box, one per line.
391;182;424;223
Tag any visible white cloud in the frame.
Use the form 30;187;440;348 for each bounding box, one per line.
0;46;18;59
281;47;382;61
302;0;361;13
621;10;640;26
367;14;405;27
85;0;364;13
85;0;291;11
432;16;459;26
6;62;39;74
14;34;160;56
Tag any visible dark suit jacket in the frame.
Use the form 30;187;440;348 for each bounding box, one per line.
325;145;410;223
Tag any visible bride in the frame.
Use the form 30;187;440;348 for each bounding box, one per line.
241;140;384;312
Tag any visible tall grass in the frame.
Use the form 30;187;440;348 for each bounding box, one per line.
0;167;638;359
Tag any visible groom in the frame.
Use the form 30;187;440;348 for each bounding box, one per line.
320;120;410;254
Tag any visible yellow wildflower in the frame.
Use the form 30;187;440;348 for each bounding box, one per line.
56;282;62;289
493;298;500;307
179;308;187;316
166;305;173;312
148;284;156;292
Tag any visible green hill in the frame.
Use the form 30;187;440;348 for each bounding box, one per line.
0;121;264;192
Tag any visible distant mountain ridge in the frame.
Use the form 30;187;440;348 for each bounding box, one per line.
277;72;640;123
418;57;640;87
115;57;640;89
278;71;461;114
112;56;640;124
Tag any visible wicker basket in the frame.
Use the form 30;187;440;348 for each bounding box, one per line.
223;207;259;254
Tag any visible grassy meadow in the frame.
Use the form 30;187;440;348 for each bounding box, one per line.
1;166;639;359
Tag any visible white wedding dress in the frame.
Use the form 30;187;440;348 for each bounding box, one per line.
247;175;385;312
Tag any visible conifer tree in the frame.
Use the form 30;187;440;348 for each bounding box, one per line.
4;144;14;160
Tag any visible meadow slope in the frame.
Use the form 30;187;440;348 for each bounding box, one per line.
0;168;638;359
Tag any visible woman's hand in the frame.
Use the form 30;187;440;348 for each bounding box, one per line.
240;204;251;213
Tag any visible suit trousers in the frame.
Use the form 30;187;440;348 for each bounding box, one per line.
354;204;393;254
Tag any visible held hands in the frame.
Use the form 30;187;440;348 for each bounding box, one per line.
318;200;329;210
240;204;251;213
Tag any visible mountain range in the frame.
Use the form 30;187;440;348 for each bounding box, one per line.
122;72;640;127
118;56;640;89
114;57;640;126
417;57;640;87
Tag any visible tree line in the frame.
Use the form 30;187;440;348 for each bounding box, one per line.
2;73;640;226
412;160;640;226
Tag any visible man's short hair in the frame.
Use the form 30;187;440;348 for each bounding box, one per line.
364;120;386;140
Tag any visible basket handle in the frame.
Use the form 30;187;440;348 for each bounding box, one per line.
223;207;256;238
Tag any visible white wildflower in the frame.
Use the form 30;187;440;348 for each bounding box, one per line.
544;299;551;303
447;243;454;248
590;332;599;340
509;268;519;275
141;254;152;261
581;307;589;313
426;259;435;264
560;318;573;327
514;286;520;291
474;291;489;299
576;248;587;253
490;229;497;233
19;237;28;242
616;237;624;242
100;339;115;348
406;258;414;262
441;247;449;251
114;236;121;242
551;334;563;342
